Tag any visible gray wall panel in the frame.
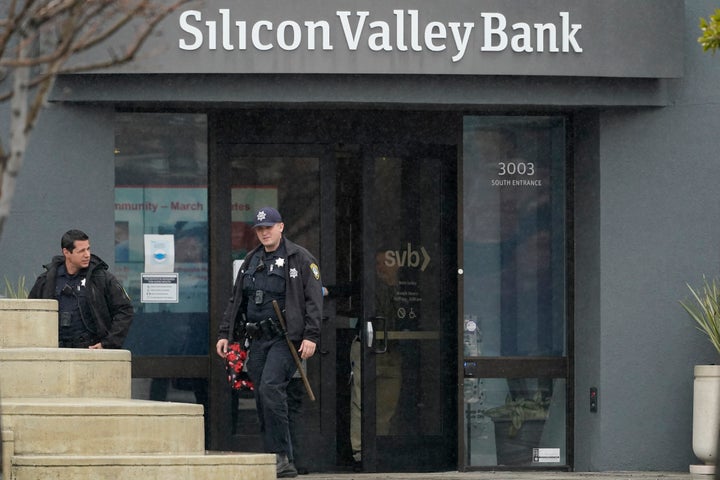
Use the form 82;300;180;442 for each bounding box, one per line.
593;106;720;469
0;105;116;289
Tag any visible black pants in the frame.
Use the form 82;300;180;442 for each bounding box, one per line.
288;377;304;463
246;335;297;458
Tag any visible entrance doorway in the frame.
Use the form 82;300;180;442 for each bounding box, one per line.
114;109;571;472
209;110;459;472
335;144;458;472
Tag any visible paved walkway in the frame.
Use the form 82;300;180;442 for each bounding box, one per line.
0;468;697;480
300;472;694;480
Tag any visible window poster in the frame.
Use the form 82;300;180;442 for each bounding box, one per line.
115;186;208;311
114;185;278;310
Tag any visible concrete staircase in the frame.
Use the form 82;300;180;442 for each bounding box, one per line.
0;299;275;480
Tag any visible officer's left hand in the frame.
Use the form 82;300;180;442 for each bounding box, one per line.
89;342;103;349
298;339;316;359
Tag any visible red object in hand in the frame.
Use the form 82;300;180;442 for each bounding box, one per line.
225;342;254;391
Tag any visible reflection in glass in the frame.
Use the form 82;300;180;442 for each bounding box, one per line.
369;155;443;437
229;154;320;259
464;378;566;466
462;116;566;357
113;113;209;358
462;116;567;467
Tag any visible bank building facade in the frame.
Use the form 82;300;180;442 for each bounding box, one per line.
1;0;718;474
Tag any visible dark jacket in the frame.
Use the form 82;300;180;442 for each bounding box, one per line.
29;254;134;348
218;237;323;344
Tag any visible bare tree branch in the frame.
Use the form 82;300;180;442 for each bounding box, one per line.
0;0;186;102
0;0;192;239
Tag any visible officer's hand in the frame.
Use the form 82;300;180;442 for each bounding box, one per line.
216;339;229;359
89;342;103;349
298;339;316;359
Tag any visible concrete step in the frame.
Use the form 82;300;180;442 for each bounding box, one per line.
10;452;276;480
0;301;275;480
1;397;205;455
0;299;58;348
0;348;131;399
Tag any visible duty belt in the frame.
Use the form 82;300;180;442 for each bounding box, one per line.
245;317;282;340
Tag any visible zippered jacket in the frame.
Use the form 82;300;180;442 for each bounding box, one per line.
29;254;134;348
218;237;323;345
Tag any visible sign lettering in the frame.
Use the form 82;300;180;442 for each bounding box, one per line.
178;8;582;62
384;243;431;272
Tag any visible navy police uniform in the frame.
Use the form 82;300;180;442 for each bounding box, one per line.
29;254;134;348
218;236;323;464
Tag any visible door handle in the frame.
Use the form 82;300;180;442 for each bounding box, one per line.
365;319;374;348
320;316;330;354
370;316;388;354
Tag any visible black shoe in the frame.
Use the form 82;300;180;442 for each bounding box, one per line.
276;453;298;478
353;460;362;472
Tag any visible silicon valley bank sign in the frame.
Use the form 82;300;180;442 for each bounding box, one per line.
179;9;582;62
115;0;683;78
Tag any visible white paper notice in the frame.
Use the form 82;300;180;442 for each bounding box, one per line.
141;273;179;303
533;448;561;463
144;234;175;273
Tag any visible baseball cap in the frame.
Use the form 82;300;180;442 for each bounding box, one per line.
253;207;283;228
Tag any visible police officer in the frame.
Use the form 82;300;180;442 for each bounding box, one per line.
216;207;322;478
29;229;134;349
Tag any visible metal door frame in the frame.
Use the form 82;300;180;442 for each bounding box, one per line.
208;139;337;471
358;143;458;473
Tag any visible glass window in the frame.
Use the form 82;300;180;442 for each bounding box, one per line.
113;113;208;356
465;377;566;466
463;116;566;358
462;116;567;467
369;154;444;437
229;152;320;260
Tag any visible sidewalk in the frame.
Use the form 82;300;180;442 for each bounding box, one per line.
300;472;694;480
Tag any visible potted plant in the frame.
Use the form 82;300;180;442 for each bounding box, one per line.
483;391;549;465
680;276;720;475
2;275;28;299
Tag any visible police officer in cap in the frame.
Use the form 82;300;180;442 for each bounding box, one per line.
216;207;323;478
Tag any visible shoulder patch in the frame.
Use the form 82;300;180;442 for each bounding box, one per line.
310;263;321;281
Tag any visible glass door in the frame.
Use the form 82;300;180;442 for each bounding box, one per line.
352;145;458;472
209;113;460;473
212;143;337;472
461;116;570;469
